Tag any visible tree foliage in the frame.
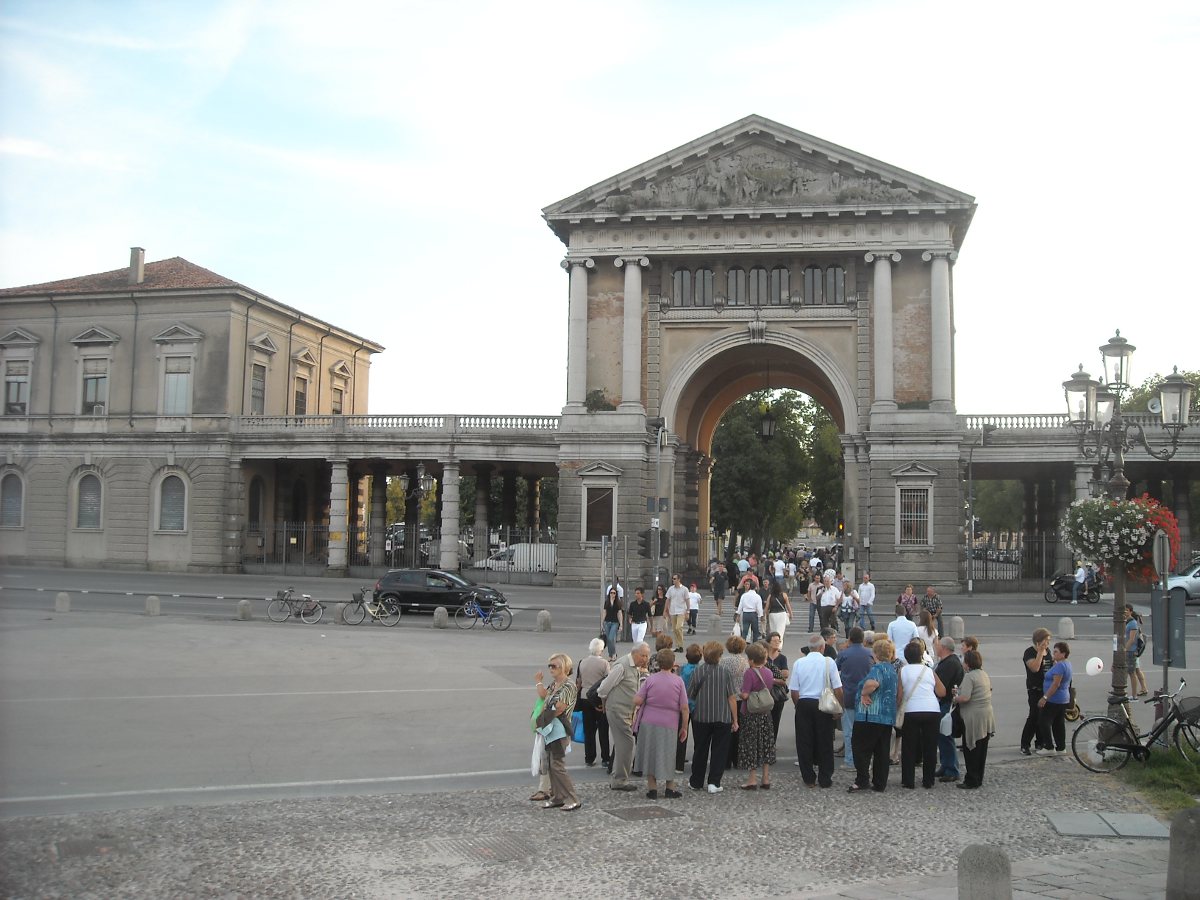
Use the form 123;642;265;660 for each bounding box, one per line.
1123;369;1200;414
973;480;1023;534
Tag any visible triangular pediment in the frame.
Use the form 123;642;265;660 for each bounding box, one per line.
543;114;974;230
249;332;279;355
329;359;352;379
70;325;119;345
0;327;40;348
153;323;204;344
890;461;940;478
292;347;318;367
577;461;623;477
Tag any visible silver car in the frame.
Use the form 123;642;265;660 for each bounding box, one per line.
1168;558;1200;604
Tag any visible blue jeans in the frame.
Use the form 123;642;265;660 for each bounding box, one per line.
858;607;876;629
603;621;619;658
841;706;857;766
937;701;958;776
807;603;818;631
740;611;761;643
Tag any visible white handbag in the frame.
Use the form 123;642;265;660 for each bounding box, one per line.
818;659;843;716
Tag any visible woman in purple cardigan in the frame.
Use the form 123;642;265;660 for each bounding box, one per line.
633;648;690;800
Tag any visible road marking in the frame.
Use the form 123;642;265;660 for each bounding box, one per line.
0;768;534;805
0;686;529;703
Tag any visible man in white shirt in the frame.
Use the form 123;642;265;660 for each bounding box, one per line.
666;573;690;651
773;556;786;581
736;583;764;643
818;573;841;631
788;633;844;788
887;603;919;650
857;572;877;629
1072;562;1087;605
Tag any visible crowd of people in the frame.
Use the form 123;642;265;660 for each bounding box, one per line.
526;556;1086;810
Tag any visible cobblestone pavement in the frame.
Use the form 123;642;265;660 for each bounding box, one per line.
0;753;1175;899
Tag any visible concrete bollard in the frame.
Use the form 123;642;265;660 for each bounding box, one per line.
335;602;348;624
957;843;1012;900
55;592;70;613
1167;807;1200;899
145;595;160;616
536;609;552;632
1058;616;1075;640
236;599;252;621
948;615;964;640
433;606;448;628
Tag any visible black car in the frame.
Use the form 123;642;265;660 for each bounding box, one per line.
373;568;503;613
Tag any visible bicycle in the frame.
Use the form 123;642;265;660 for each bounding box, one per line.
343;587;400;627
454;593;512;631
1071;678;1200;772
266;587;325;624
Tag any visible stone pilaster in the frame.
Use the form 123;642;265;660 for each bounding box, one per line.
562;257;594;410
369;465;387;566
922;250;957;412
222;457;244;573
615;256;650;412
327;458;349;576
439;461;460;570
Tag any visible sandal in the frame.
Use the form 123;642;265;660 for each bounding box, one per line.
740;783;758;791
759;782;771;790
847;784;866;793
529;791;549;802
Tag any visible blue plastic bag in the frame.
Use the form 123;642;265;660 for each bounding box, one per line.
572;710;585;743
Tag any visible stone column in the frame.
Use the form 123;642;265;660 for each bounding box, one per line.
561;257;594;410
327;458;349;576
526;476;542;539
222;458;245;573
474;465;492;561
439;461;460;570
501;469;518;537
369;466;387;566
615;255;650;412
1174;475;1192;562
922;250;957;411
1074;462;1094;501
864;251;901;410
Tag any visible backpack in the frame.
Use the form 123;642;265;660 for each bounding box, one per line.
1135;633;1146;658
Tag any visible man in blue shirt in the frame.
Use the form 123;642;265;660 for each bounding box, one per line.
836;627;874;770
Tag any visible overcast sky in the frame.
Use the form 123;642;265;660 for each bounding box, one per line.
1;0;1195;417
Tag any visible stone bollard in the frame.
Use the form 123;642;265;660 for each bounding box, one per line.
335;602;348;624
433;606;448;628
536;609;552;632
55;592;70;613
709;616;724;634
1058;616;1075;640
1167;807;1200;899
948;615;964;640
145;595;160;616
957;843;1012;900
236;599;252;621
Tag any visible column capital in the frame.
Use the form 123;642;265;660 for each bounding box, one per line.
921;249;959;263
864;250;901;264
560;256;595;271
614;255;650;269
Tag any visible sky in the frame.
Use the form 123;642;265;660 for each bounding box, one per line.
1;0;1196;417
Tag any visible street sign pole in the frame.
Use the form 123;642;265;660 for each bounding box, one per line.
1151;528;1172;697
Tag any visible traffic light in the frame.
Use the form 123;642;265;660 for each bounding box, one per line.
837;521;844;538
638;529;651;558
659;531;671;557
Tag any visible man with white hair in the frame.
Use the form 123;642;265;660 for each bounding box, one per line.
789;633;844;788
598;641;651;791
818;572;841;631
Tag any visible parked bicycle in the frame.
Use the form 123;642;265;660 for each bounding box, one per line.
1071;678;1200;772
343;587;400;627
454;592;513;631
267;587;325;624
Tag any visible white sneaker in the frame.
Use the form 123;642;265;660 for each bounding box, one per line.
707;784;723;794
1071;600;1078;605
1055;749;1068;757
1034;748;1055;756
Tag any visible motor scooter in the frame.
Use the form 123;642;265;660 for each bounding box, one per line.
1044;572;1100;604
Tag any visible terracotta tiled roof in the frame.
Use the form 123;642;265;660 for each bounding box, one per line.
0;257;254;296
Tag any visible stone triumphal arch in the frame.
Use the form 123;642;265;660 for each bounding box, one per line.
545;114;976;587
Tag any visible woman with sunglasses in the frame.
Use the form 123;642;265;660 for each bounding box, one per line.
533;653;581;811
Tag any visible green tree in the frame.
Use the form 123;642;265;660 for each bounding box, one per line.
973;480;1023;534
1123;369;1200;414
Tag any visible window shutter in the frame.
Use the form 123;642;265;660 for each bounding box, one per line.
1;474;22;527
159;475;186;531
77;474;101;528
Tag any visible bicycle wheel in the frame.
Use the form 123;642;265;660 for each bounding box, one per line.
489;607;513;631
1072;716;1134;772
380;601;401;627
267;599;291;622
1173;721;1200;758
343;602;366;625
454;605;477;629
301;601;323;624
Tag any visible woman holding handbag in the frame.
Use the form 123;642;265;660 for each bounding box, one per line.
533;652;581;811
737;642;777;789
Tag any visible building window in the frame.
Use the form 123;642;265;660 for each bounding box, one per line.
803;265;824;305
748;267;769;306
671;268;693;307
1;473;22;527
4;360;29;415
695;268;713;307
825;265;846;304
726;267;747;305
249;476;266;529
294;376;308;415
162;356;192;415
898;487;930;545
331;387;344;415
158;474;187;531
250;364;266;415
584;485;614;542
770;267;790;305
82;358;108;414
77;473;102;529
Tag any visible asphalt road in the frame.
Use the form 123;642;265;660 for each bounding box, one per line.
2;565;1197;821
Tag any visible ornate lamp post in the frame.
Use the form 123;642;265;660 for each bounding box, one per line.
1062;332;1194;720
397;463;434;567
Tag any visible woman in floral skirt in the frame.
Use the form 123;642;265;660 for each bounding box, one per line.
737;642;777;789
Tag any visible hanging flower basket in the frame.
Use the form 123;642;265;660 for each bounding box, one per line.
1060;494;1180;584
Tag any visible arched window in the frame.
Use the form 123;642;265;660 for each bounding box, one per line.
249;476;266;530
803;265;824;305
671;268;693;307
748;267;768;306
725;268;747;306
770;267;790;305
825;265;846;304
1;473;22;527
158;474;186;531
77;473;102;529
694;269;714;307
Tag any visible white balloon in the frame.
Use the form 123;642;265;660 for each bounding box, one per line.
1086;657;1104;676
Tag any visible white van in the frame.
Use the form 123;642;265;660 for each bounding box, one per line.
484;543;557;573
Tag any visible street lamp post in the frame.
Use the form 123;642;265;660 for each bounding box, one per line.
1062;333;1194;721
396;463;435;567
